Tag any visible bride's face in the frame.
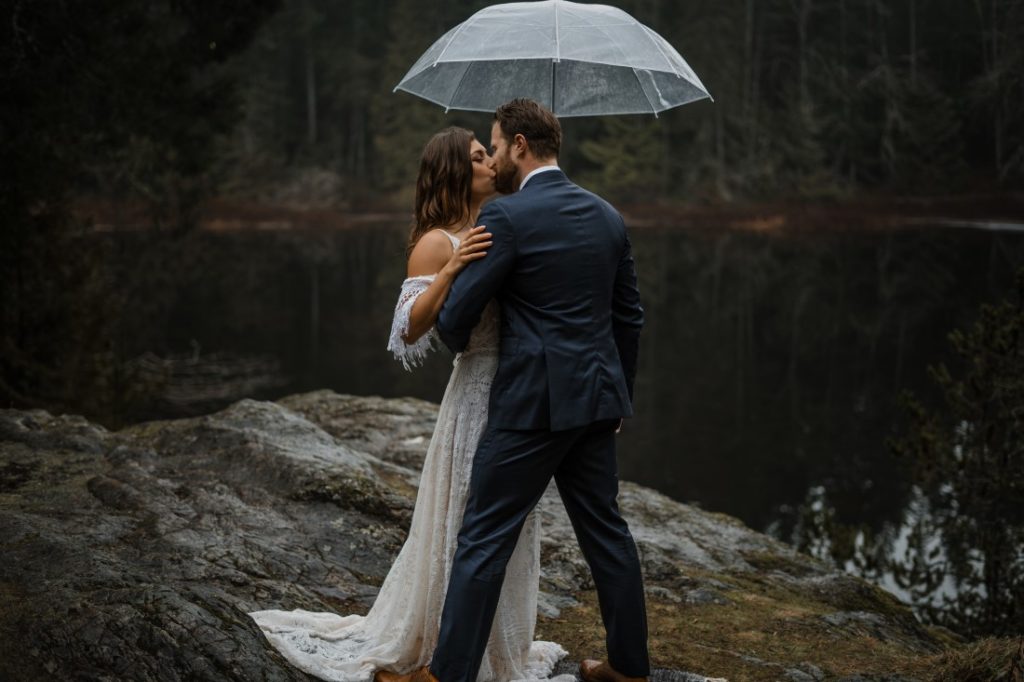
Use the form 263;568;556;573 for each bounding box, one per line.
469;138;496;202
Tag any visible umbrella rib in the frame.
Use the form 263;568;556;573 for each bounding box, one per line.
445;62;474;112
552;0;560;112
639;23;709;96
394;84;494;114
554;0;561;62
639;24;681;79
433;16;475;66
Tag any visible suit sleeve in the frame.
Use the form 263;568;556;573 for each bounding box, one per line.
436;202;516;353
612;225;644;402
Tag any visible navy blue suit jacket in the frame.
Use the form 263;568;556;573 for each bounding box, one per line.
436;169;644;431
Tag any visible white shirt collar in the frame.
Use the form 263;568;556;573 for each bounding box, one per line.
519;165;561;191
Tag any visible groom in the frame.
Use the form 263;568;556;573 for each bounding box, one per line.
395;99;648;682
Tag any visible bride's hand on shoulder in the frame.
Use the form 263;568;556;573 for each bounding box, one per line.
442;226;492;278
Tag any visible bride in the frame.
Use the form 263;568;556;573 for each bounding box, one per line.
249;127;569;682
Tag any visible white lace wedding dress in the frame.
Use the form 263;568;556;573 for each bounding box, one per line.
250;231;569;682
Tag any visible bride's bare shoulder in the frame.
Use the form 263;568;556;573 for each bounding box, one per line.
407;229;455;277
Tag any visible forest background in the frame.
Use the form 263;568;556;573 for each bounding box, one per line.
6;0;1024;224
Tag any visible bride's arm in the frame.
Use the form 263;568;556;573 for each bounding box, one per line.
403;227;491;344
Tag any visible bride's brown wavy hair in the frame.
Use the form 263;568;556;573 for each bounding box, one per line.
408;126;475;255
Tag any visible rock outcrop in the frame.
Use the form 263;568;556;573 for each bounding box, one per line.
0;392;952;681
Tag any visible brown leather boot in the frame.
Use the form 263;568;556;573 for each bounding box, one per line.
579;659;648;682
373;666;439;682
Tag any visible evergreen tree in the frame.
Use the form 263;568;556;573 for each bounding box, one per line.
891;80;967;190
891;269;1024;637
580;117;666;202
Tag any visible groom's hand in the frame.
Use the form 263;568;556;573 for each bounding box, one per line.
615;418;623;434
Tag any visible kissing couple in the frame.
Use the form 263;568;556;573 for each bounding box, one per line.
251;99;649;682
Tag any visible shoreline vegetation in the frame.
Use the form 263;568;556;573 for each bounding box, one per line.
72;191;1024;234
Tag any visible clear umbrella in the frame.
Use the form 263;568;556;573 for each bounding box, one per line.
394;0;712;117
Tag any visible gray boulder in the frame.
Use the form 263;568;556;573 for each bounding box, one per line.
0;392;946;681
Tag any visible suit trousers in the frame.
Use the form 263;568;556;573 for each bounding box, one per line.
429;419;650;682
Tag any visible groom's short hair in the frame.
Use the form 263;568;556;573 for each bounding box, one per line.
494;99;561;160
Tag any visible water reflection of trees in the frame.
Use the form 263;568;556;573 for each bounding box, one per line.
621;226;1021;532
787;270;1024;637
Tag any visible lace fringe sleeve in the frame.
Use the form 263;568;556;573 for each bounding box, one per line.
387;275;439;371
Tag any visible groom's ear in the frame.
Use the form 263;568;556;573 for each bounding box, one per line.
512;133;528;158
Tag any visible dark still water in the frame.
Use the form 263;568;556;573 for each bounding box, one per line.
106;218;1024;540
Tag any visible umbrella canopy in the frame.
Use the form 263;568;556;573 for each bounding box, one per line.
394;0;711;117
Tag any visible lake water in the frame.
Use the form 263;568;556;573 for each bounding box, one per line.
107;218;1024;541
